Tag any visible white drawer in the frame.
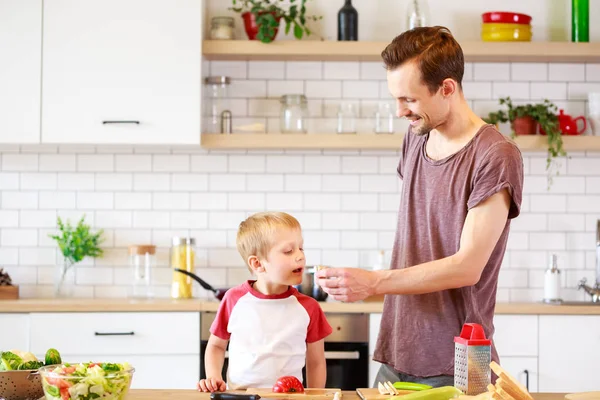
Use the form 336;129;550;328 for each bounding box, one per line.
369;313;382;355
60;354;199;390
30;312;199;355
0;313;30;351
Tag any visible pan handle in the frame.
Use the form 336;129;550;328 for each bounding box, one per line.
173;268;217;293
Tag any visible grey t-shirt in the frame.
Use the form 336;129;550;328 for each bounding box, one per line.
373;124;524;377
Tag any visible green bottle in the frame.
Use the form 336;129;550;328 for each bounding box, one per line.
572;0;589;42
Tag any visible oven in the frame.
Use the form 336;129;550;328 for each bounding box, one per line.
200;312;369;390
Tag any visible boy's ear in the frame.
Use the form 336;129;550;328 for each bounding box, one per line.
247;255;265;273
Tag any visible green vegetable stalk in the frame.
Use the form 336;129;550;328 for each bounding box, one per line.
390;386;462;400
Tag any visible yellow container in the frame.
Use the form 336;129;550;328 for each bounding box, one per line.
170;237;196;299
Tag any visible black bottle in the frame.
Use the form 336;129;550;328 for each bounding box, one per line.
337;0;358;41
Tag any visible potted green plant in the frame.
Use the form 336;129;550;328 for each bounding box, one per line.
49;216;104;297
484;97;566;169
230;0;322;43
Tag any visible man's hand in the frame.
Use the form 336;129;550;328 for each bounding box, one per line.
316;267;378;302
197;377;226;392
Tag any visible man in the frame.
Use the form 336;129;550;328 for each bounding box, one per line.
316;26;524;387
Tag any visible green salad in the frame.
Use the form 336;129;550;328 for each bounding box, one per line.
40;362;134;400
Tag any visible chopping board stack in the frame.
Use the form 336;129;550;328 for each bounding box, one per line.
456;361;533;400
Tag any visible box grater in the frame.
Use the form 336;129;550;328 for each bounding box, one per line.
454;323;491;395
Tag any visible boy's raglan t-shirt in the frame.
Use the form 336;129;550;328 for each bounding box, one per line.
210;281;333;389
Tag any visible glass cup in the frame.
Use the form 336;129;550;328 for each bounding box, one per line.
374;102;395;134
337;102;357;134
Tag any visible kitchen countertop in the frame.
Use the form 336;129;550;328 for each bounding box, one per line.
1;298;600;314
125;390;567;400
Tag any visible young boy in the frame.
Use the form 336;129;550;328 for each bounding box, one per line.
197;211;332;392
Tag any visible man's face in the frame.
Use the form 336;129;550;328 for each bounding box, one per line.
386;60;449;136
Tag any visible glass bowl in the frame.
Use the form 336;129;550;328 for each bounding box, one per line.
38;363;134;400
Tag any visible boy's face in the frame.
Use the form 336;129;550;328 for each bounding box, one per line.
259;228;306;287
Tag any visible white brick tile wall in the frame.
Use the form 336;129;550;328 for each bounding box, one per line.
268;80;304;98
474;63;510;81
249;61;285;79
40;155;76;171
4;59;600;298
286;61;322;80
549;63;585;82
511;63;548;82
324;62;359;80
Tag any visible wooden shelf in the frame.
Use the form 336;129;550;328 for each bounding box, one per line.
201;133;600;151
202;40;600;63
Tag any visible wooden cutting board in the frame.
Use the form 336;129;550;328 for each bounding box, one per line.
565;393;600;400
356;388;414;400
245;388;341;398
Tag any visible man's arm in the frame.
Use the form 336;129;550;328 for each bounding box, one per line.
305;339;326;388
317;189;511;301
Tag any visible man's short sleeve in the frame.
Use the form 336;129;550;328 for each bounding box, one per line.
467;141;524;219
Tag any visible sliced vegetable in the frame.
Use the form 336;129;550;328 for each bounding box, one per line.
18;360;44;370
393;382;433;391
389;386;463;400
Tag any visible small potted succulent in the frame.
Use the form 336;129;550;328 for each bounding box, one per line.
0;268;18;300
49;216;104;297
229;0;322;43
484;96;566;170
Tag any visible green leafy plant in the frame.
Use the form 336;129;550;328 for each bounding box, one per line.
230;0;322;43
49;216;103;295
484;97;566;169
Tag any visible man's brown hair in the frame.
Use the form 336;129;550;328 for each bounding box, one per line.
381;26;464;94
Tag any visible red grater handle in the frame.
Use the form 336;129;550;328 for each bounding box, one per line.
454;323;491;345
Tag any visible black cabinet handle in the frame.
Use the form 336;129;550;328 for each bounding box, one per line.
102;121;140;124
94;331;135;336
523;369;529;391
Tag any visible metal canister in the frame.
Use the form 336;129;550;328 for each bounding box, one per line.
170;237;196;299
454;323;491;395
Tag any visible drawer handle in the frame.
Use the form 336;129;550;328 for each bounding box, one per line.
94;331;135;336
102;121;140;124
523;369;529;391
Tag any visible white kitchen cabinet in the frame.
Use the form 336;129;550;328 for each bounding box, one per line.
0;0;42;143
539;315;600;393
497;357;538;393
493;315;538;357
62;354;198;389
0;314;30;351
41;0;201;145
29;312;200;389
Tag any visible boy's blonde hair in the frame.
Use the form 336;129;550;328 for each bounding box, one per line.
236;212;301;269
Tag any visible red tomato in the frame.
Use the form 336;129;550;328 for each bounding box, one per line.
272;376;304;393
60;387;70;400
46;377;72;389
62;366;76;374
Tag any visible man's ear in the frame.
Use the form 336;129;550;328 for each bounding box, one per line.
441;78;457;97
247;255;265;274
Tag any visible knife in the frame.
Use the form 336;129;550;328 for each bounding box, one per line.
210;393;262;400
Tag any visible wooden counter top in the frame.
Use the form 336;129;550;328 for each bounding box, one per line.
126;390;567;400
0;298;599;315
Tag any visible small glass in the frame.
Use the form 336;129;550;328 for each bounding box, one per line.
280;94;308;133
210;16;235;40
374;102;395;134
170;237;196;299
129;245;155;298
204;76;231;134
337;102;357;134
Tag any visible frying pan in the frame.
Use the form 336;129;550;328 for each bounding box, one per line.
173;268;230;300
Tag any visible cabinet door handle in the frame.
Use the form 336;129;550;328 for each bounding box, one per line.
102;120;140;124
94;331;135;336
523;369;529;391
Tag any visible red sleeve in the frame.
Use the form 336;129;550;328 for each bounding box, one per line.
295;294;333;343
209;284;247;340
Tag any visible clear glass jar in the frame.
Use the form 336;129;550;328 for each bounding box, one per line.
407;0;430;30
204;76;231;134
374;102;395;134
210;16;235;40
129;245;155;298
280;94;308;133
337;102;357;134
170;237;196;299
